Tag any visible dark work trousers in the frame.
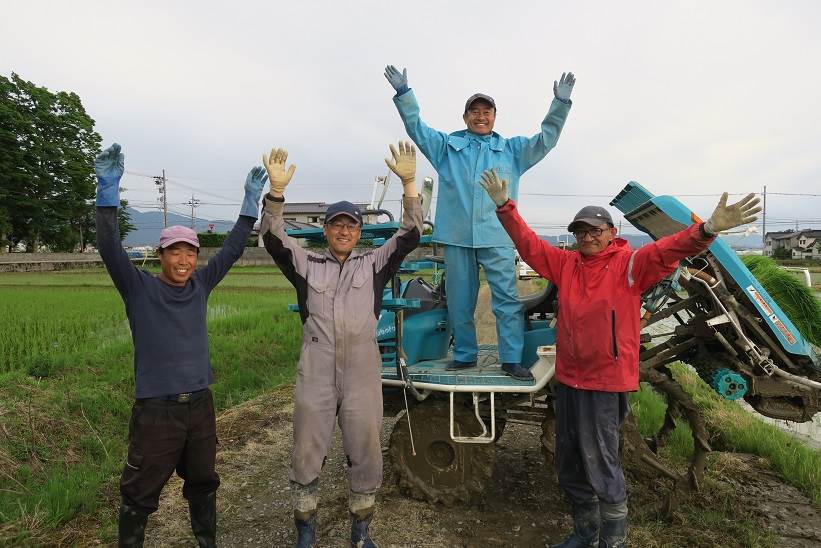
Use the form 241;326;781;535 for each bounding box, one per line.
553;382;631;505
120;390;220;514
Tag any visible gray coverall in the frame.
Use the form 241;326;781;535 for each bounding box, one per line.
260;195;422;496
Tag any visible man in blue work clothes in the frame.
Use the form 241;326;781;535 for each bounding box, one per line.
384;65;575;380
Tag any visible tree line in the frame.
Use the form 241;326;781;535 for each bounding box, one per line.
0;72;134;252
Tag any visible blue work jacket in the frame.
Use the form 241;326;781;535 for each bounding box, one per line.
394;89;571;248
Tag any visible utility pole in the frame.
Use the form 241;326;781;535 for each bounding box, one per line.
186;195;200;230
761;185;766;247
154;170;168;227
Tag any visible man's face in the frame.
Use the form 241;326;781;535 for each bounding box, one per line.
324;215;361;260
158;242;198;286
573;222;617;256
463;100;496;135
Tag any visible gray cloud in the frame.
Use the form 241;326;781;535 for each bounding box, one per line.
2;0;819;235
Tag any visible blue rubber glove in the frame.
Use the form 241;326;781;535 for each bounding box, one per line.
94;143;124;207
384;65;409;96
553;72;576;103
240;166;267;218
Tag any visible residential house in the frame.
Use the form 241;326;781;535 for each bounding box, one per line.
764;229;821;260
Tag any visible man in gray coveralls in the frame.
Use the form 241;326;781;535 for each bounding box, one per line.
259;143;422;548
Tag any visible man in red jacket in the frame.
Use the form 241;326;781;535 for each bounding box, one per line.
479;170;760;548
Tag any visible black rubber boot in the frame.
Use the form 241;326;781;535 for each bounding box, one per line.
598;516;627;548
350;511;378;548
295;511;317;548
118;504;149;548
189;492;217;548
550;498;600;548
501;362;535;381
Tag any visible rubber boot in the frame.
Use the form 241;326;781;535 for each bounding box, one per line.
550;498;600;548
189;492;217;548
118;504;149;548
295;511;317;548
292;480;319;548
350;511;378;548
599;501;627;548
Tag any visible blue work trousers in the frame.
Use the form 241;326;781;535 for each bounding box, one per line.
554;382;630;505
443;245;523;364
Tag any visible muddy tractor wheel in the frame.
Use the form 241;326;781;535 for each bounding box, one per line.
389;399;495;506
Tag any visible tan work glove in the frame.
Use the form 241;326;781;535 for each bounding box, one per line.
262;148;297;197
385;141;418;198
704;192;762;235
479;169;509;207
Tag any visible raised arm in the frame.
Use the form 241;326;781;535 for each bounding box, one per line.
258;148;312;285
385;64;449;168
196;166;266;291
372;141;423;284
480;169;569;282
94;143;141;299
510;71;575;175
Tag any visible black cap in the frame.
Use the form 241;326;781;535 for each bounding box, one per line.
464;93;496;113
568;205;614;232
325;201;363;225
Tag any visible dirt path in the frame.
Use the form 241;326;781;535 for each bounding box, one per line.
142;389;821;547
141;282;821;547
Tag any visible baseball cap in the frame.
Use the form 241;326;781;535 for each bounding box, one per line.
464;93;496;113
567;206;614;232
325;201;363;225
159;225;200;249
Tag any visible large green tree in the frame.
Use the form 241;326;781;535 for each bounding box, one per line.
0;72;102;252
79;198;136;250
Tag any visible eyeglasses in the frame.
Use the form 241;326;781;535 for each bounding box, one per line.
328;221;360;232
573;227;607;239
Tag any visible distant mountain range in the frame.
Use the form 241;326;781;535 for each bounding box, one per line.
124;208;763;250
123;208;238;246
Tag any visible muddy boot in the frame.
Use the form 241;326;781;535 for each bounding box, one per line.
189;492;217;548
292;480;319;548
350;512;377;548
599;501;627;548
349;490;377;548
550;498;599;548
294;511;317;548
118;504;149;548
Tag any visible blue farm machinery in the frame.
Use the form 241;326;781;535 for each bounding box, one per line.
287;182;821;506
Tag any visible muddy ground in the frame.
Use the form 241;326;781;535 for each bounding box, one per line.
140;283;821;547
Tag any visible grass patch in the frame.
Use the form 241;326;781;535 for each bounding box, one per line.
741;255;821;345
631;364;821;506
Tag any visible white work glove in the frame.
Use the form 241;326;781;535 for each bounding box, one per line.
479;169;509;207
262;148;297;197
553;72;576;102
703;192;762;235
385;141;418;198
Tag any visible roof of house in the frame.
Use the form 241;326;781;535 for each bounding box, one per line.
283;202;371;215
767;231;797;240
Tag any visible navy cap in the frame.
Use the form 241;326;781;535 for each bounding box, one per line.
464;93;496;113
568;205;614;232
325;201;363;225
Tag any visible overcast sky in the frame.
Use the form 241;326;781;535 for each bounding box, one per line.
2;0;819;236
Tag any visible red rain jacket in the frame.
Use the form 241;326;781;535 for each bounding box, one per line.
497;199;714;392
